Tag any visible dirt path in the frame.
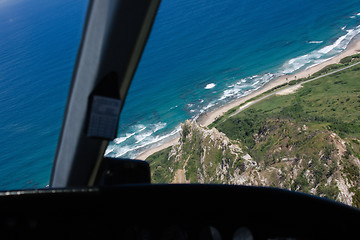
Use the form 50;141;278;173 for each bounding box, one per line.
172;156;190;183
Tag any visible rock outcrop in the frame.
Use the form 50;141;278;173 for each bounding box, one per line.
147;120;360;208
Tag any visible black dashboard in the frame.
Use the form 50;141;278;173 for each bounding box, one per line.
0;184;358;239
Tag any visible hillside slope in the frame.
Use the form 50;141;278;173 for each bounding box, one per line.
146;56;360;208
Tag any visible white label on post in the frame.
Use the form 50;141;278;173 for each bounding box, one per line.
87;95;121;139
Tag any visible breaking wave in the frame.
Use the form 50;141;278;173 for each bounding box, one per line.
308;41;324;44
105;124;180;159
107;23;360;160
282;24;360;74
204;83;216;89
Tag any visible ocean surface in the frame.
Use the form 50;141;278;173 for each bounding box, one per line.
0;0;360;190
106;0;360;159
0;0;88;189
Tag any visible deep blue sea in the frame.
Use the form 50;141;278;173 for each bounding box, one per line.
0;0;88;189
0;0;360;190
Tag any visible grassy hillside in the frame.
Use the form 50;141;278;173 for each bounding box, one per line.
212;59;360;205
146;54;360;208
214;62;360;152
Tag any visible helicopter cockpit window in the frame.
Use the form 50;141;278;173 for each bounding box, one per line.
107;0;360;208
1;0;360;211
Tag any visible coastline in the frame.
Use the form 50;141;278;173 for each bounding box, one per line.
136;137;179;160
136;37;360;160
198;36;360;127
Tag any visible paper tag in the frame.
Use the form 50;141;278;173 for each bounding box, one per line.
87;96;121;139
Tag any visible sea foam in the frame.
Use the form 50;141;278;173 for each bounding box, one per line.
308;41;324;44
218;73;278;102
282;24;360;74
205;83;216;89
134;122;166;144
217;24;360;109
106;125;181;159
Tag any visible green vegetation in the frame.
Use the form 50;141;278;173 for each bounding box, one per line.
214;61;360;146
311;64;343;77
146;147;173;183
339;53;360;65
211;55;360;205
317;180;340;201
147;54;360;208
211;54;360;128
350;187;360;209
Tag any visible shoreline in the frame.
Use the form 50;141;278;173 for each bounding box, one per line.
136;37;360;160
136;137;179;161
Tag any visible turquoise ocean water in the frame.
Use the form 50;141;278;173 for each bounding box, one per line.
107;0;360;159
0;0;360;189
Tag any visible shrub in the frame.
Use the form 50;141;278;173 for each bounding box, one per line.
340;56;353;65
317;181;339;201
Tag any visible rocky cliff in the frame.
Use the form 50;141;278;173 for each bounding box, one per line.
147;120;360;208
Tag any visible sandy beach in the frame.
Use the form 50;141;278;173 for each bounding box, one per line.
137;37;360;160
137;137;179;160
